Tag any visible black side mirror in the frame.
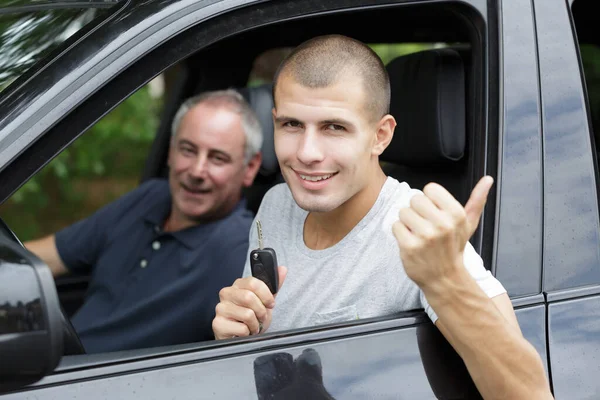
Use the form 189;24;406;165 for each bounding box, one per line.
0;236;63;393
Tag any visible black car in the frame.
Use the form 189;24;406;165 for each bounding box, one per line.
1;0;600;398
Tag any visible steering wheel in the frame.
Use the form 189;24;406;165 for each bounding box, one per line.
59;304;86;355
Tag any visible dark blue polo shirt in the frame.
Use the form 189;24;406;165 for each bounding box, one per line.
55;179;253;354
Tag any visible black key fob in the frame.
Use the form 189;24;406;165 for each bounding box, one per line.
250;248;279;294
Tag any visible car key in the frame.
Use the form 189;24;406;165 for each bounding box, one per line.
250;220;279;294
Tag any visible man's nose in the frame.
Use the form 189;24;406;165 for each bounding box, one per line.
296;128;325;165
189;154;209;178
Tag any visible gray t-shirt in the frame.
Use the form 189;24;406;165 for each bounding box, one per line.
242;177;506;332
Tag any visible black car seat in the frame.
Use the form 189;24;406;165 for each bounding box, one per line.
381;48;469;205
237;84;283;214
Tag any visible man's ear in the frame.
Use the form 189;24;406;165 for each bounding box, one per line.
372;114;396;156
243;151;263;187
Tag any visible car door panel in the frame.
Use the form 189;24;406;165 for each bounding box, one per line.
534;0;600;292
493;0;543;297
535;0;600;396
4;320;476;399
548;294;600;399
514;303;549;376
1;304;547;399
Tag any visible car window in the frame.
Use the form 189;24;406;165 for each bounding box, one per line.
0;0;490;369
0;77;163;240
0;1;120;93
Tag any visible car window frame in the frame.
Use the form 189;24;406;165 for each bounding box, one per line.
536;0;600;294
0;0;502;382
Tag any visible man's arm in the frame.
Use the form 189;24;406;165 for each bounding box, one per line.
25;235;69;278
429;273;549;399
393;177;553;399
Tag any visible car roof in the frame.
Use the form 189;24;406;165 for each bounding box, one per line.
0;0;120;11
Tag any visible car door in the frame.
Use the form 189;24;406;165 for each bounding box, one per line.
0;0;128;318
0;0;548;398
534;0;600;398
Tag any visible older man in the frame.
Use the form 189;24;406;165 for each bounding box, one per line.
26;89;263;353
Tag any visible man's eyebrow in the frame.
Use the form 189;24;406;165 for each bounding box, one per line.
320;118;354;127
209;149;232;160
274;115;301;124
177;139;197;148
274;116;355;127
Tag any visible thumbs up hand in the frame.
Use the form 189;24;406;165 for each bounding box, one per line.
392;176;494;290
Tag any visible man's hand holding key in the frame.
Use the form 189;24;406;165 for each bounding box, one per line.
213;266;287;339
213;220;287;340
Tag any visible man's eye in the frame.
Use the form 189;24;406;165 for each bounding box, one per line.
283;121;302;128
181;147;195;155
326;124;345;131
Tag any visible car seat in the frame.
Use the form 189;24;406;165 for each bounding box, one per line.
381;48;469;204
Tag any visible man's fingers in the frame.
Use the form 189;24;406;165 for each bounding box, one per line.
398;207;431;235
277;266;288;293
392;219;414;246
464;176;494;234
221;287;269;322
232;276;275;308
422;182;463;217
215;301;262;335
409;193;444;222
212;315;251;339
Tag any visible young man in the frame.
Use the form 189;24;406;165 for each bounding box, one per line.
26;89;263;353
212;36;553;398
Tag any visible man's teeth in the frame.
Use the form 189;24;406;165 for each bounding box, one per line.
299;173;333;182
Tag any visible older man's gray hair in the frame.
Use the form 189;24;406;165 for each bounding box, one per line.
171;89;263;164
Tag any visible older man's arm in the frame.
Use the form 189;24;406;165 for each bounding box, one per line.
25;235;69;278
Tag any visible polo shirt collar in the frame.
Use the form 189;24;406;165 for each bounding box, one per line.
143;195;248;249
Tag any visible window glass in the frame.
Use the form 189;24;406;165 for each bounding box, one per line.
0;2;119;93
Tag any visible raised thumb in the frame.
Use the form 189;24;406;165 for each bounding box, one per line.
464;176;494;236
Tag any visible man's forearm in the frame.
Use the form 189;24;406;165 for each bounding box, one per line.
25;235;69;278
424;267;552;399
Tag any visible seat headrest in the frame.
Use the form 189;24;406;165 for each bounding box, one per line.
237;84;278;175
381;48;466;166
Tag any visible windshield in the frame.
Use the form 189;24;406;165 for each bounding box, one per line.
0;1;120;93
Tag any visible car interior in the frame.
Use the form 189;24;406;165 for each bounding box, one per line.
34;3;485;358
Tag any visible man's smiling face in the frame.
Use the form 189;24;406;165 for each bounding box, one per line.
273;72;380;213
168;103;251;224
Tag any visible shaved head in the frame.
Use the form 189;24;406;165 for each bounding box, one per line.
273;34;390;122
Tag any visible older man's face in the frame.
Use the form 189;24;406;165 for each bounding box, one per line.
168;103;256;224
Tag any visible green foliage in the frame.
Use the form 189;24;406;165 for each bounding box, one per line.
1;85;162;240
370;43;436;65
